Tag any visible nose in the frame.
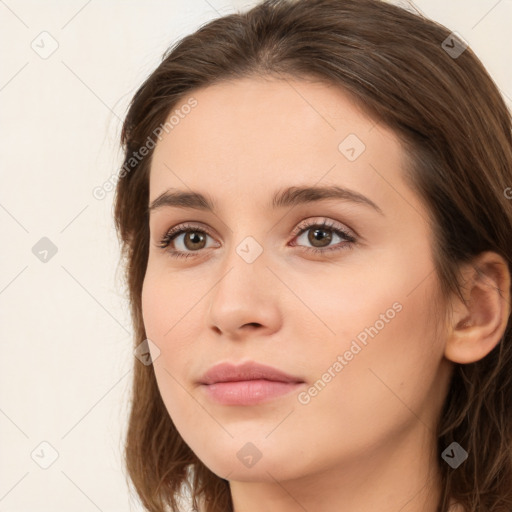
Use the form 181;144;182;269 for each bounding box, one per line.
206;241;282;340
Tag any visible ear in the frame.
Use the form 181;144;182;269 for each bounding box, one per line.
444;251;511;364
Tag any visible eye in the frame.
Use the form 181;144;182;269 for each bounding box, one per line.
156;218;357;259
157;222;218;259
290;218;356;254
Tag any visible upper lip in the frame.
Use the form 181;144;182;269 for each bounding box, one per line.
199;361;304;385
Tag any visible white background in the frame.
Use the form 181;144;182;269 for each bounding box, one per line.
0;0;511;511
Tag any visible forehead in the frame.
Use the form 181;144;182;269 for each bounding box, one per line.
152;76;383;166
148;77;417;218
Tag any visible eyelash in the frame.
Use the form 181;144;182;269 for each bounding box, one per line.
156;219;357;260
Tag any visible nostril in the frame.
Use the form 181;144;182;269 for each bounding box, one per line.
244;322;261;328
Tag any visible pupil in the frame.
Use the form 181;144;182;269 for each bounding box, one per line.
187;232;205;249
309;228;332;247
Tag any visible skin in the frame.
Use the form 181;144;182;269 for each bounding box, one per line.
141;76;510;512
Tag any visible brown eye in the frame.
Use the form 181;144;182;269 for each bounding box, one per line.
307;227;333;248
181;231;208;251
158;224;218;257
291;219;357;255
158;219;356;260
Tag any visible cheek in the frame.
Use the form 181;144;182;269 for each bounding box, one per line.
140;269;205;410
294;247;444;391
141;273;168;339
141;268;195;343
303;267;445;441
141;274;197;378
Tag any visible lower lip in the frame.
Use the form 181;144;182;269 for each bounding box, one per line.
201;379;304;405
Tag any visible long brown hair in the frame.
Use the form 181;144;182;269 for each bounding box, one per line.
113;0;512;510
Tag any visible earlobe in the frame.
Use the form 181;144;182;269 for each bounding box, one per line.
444;251;511;365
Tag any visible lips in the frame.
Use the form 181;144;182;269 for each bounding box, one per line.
198;361;304;385
198;361;305;406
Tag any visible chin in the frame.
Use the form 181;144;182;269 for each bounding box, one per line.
195;443;308;483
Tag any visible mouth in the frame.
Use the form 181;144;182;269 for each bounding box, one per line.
198;361;305;406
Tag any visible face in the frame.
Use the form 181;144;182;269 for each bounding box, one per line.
142;77;453;484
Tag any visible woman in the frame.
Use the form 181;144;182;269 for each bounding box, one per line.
113;0;512;510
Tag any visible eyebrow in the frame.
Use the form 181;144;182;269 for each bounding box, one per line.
148;185;384;216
